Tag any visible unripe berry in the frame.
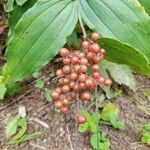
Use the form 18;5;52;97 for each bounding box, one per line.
51;91;59;100
105;79;112;86
54;101;62;109
80;92;91;101
63;65;71;74
92;32;100;41
63;57;70;65
60;48;69;57
77;116;86;124
56;69;63;77
82;41;90;49
89;43;100;53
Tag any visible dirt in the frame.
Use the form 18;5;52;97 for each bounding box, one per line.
1;3;150;150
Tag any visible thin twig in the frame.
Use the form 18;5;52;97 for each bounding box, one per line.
77;5;87;39
66;125;74;150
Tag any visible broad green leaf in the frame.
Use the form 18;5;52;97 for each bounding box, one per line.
16;0;28;6
5;115;21;137
3;0;78;83
4;0;14;12
139;0;150;14
101;103;119;121
99;38;150;76
35;79;45;89
0;83;7;100
8;132;43;144
79;0;150;69
44;89;53;102
110;118;125;130
90;132;110;150
100;60;136;91
12;117;27;140
8;0;38;34
78;122;89;133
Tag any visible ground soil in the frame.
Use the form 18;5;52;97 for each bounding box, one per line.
1;3;150;150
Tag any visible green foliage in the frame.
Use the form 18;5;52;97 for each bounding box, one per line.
138;0;150;14
79;0;150;64
35;79;45;89
0;82;7;100
3;0;78;83
5;114;43;144
90;132;110;150
101;103;125;129
141;122;150;145
44;88;53;102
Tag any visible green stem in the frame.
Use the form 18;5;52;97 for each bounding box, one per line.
95;88;100;150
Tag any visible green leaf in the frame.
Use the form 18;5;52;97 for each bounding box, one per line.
0;83;7;100
110;118;125;130
16;0;28;6
101;103;119;122
35;79;45;89
8;0;38;34
143;122;150;132
139;0;150;14
79;0;150;73
4;0;15;12
44;88;53;102
8;132;43;144
141;132;150;145
99;38;150;76
78;122;89;133
90;132;110;150
100;60;136;91
5;115;21;138
12;117;27;140
3;0;78;83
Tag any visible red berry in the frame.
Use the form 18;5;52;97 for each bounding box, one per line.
72;56;79;64
70;72;78;80
51;91;59;100
105;79;112;86
86;52;94;61
89;43;100;53
92;56;100;64
63;78;70;84
58;78;64;85
78;74;87;82
54;101;62;109
77;116;86;124
63;57;70;65
62;85;70;93
92;64;99;72
82;41;90;49
56;69;63;77
93;72;100;79
61;99;69;106
61;107;68;113
80;92;91;101
100;48;105;54
85;78;94;89
55;88;62;94
99;77;105;84
92;32;100;41
79;82;86;90
80;65;88;73
70;91;76;100
80;57;88;65
73;84;80;91
60;48;69;57
74;64;81;73
78;53;85;59
70;81;76;88
63;65;71;74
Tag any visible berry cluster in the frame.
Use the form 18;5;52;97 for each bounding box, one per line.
51;32;112;117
